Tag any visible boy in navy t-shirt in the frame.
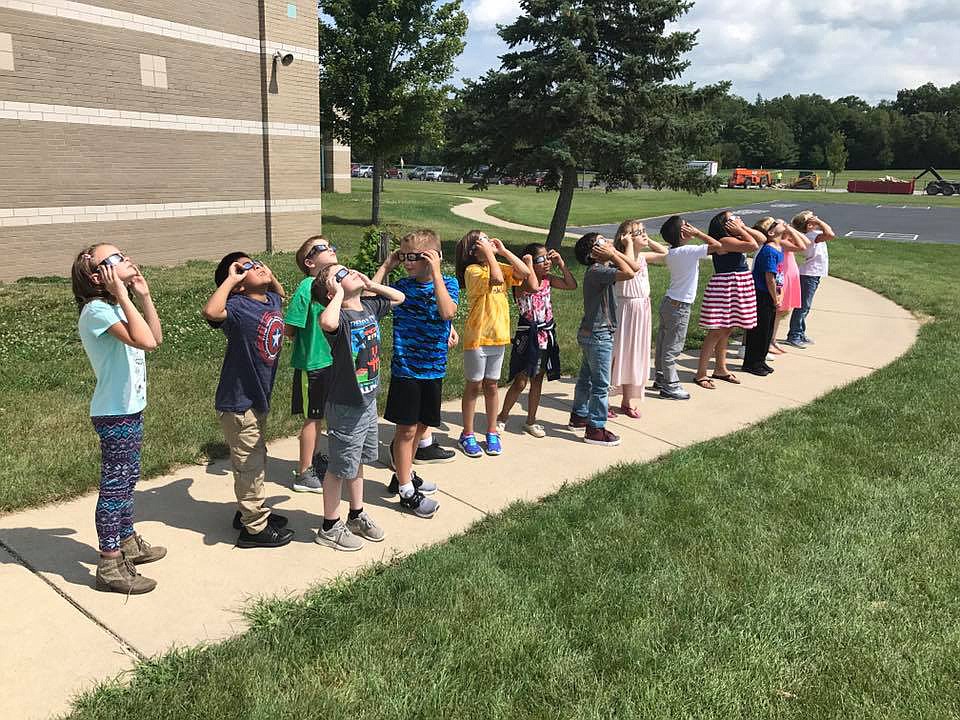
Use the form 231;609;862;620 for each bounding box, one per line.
372;229;459;508
202;252;294;550
742;218;785;376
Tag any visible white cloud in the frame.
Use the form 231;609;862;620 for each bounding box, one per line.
454;0;955;103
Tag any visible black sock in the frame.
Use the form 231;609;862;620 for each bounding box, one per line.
322;517;339;531
348;507;363;521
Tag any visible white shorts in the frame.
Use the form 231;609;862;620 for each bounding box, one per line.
463;346;506;382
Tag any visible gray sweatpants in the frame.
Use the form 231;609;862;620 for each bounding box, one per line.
654;296;692;387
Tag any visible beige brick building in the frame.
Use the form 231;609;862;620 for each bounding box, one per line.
0;0;350;282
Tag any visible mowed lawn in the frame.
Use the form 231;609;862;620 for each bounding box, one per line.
57;187;960;717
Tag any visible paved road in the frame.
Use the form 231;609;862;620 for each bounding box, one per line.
571;199;960;245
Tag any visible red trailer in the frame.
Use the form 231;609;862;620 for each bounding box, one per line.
847;179;915;194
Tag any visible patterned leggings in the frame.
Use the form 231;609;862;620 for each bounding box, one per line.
92;412;143;552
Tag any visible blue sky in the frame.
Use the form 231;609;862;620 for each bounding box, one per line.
454;0;957;103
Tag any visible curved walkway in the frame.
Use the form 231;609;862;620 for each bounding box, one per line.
451;196;582;238
0;265;919;718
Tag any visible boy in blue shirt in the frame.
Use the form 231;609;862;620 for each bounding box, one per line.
742;217;785;376
373;229;458;515
202;252;294;549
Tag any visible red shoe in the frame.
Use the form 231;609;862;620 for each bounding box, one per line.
607;407;617;419
619;405;641;419
584;426;621;446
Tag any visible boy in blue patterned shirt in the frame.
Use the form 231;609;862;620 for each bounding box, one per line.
373;230;459;511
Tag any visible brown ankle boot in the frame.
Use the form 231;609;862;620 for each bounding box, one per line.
120;533;167;565
95;555;157;594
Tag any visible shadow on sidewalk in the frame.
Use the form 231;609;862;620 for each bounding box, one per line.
0;527;95;586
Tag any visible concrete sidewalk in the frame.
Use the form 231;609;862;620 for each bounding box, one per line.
0;277;919;719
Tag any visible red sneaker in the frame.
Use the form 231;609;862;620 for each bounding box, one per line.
567;412;589;430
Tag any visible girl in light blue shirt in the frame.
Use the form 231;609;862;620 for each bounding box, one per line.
73;244;164;595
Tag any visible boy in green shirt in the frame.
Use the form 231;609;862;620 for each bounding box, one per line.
284;235;337;492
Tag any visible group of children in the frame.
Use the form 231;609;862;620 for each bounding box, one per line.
72;208;834;594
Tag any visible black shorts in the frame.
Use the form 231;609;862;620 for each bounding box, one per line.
291;367;331;420
384;377;443;427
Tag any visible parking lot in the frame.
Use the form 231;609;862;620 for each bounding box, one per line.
571;200;960;245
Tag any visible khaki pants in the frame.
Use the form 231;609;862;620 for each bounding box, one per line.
218;409;269;533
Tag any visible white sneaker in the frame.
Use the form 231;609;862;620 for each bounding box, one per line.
496;420;506;432
523;422;546;438
315;520;363;551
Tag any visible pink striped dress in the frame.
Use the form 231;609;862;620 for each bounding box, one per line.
699;251;757;329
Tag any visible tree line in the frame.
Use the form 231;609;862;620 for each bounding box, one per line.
709;83;960;171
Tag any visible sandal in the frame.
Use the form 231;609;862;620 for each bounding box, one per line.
711;373;741;385
693;377;716;390
619;405;642;419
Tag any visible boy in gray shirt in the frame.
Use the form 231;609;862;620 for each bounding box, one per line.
568;233;638;447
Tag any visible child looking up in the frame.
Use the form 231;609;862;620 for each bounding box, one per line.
284;235;338;493
742;217;788;375
609;219;668;418
373;229;458;508
497;243;576;438
73;245;164;595
653;217;722;400
568;233;638;447
786;210;836;347
314;262;413;551
454;230;534;458
203;253;293;549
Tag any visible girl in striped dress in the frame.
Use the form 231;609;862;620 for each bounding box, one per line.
694;211;763;389
609;219;667;418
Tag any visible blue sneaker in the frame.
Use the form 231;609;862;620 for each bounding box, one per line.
458;433;483;458
484;432;502;456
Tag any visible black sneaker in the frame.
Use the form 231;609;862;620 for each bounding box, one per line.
741;365;770;376
567;412;589;430
414;442;456;464
233;511;289;530
386;472;437;496
761;363;775;373
236;522;294;549
399;489;439;518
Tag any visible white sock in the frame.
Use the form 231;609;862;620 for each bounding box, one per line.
418;434;433;449
398;482;415;498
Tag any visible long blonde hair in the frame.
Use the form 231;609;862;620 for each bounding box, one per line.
791;210;814;231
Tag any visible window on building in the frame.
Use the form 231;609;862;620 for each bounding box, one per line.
139;53;167;89
0;33;14;71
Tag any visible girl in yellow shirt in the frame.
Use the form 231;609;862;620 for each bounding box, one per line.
454;230;534;457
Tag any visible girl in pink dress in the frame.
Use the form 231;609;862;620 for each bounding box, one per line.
609;219;668;418
769;223;811;354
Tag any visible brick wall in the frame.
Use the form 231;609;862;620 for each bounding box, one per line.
0;0;344;282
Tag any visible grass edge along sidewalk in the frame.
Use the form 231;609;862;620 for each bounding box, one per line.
65;239;960;719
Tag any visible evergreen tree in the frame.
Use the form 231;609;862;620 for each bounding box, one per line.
446;0;726;247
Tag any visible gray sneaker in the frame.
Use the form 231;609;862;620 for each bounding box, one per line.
315;520;363;551
399;489;439;518
293;467;323;493
346;511;385;542
660;384;690;400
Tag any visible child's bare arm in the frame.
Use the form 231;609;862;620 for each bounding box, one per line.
202;262;245;323
320;284;345;331
423;249;458;320
547;249;577;289
493;238;532;281
813;216;835;241
372;252;400;285
360;273;405;306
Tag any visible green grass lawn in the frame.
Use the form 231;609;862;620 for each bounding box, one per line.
67;232;960;718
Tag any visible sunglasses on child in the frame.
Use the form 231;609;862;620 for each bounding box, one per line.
97;252;126;268
396;251;440;261
238;260;264;271
532;255;549;265
333;267;350;283
306;244;336;259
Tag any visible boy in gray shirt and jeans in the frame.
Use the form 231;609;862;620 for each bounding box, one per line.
567;232;638;447
653;216;721;399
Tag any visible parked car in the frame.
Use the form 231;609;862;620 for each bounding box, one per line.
350;163;360;177
440;169;460;183
385;167;404;179
408;166;427;180
358;165;374;178
423;166;445;181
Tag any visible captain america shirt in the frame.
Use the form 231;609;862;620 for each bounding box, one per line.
214;291;284;413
